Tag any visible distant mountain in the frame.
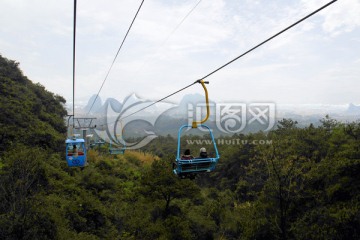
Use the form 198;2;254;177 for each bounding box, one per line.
165;93;216;119
179;93;207;105
179;93;215;107
103;98;123;113
346;103;360;115
84;95;122;115
84;94;102;114
84;93;215;118
82;94;360;139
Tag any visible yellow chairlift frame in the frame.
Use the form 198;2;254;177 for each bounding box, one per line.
192;80;210;128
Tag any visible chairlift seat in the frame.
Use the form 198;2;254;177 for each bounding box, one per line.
173;124;220;176
109;138;126;155
109;148;126;155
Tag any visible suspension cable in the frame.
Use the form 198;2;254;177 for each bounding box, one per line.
72;0;77;129
87;0;145;115
97;0;337;126
165;0;202;44
134;0;202;74
201;0;338;80
119;81;198;121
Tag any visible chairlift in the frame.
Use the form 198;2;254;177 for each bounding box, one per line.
109;122;126;155
174;124;220;178
173;80;220;178
90;139;105;149
109;139;126;155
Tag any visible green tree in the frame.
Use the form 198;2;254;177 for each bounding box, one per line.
141;157;200;217
0;145;56;239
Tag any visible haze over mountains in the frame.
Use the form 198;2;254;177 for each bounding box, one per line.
68;94;360;140
79;94;360;120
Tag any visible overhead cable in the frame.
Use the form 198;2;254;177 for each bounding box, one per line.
72;0;77;127
114;0;337;123
134;0;202;73
201;0;338;80
119;81;198;121
87;0;145;115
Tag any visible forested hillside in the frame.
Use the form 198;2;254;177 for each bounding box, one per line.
0;55;67;152
0;55;359;239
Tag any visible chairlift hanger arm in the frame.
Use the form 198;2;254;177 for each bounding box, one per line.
67;115;74;128
192;80;210;128
73;117;97;129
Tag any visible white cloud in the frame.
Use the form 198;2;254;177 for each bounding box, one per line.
0;0;359;107
301;0;360;35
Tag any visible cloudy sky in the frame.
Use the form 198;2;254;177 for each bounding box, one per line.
1;0;359;109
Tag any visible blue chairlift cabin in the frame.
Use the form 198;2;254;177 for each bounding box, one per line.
65;137;87;167
173;124;220;178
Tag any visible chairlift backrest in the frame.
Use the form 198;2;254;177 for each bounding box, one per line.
174;124;220;177
109;139;126;155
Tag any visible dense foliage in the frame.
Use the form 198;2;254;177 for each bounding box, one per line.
0;55;359;239
0;55;67;152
